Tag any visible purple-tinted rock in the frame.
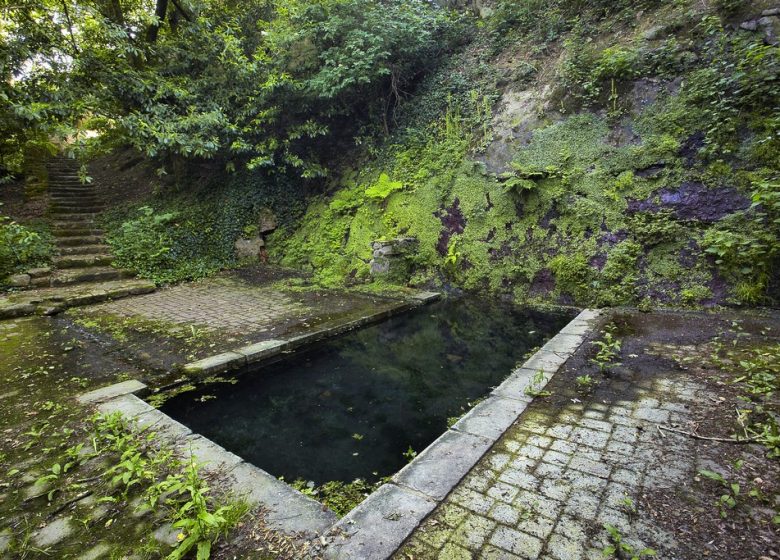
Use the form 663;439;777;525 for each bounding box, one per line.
434;199;467;256
678;241;700;268
679;131;705;167
529;268;555;296
627;182;750;222
589;253;607;271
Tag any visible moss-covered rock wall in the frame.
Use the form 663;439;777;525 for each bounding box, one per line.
271;0;780;308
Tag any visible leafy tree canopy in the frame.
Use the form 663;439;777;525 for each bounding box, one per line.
0;0;457;179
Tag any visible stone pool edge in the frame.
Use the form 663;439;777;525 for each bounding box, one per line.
181;290;442;377
74;290;443;540
320;308;603;560
74;303;601;556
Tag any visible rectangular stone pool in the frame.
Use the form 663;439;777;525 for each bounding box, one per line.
159;298;574;487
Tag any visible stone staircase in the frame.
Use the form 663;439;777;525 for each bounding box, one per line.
47;156;127;284
0;157;155;319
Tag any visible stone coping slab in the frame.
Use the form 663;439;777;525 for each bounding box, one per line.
79;305;601;557
182;291;441;377
92;388;336;537
78;379;148;404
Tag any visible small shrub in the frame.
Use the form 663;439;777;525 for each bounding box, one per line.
549;253;593;302
0;216;54;280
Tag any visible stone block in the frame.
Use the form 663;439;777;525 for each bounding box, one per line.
541;333;585;356
183;351;246;376
411;291;442;303
452;396;530;441
181;434;243;475
324;483;436;560
235;339;286;363
521;350;568;373
393;429;492;500
491;368;541;401
258;207;277;233
226;462;337;534
78;380;147;404
134;409;192;440
33;516;73;548
27;267;51;278
6;273;31;287
97;394;154;419
0;302;36;319
234;236;265;260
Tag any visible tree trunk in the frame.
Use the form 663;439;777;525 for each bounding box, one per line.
146;0;168;43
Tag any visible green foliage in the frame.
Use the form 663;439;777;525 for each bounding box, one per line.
591;324;622;374
0;215;54;280
575;374;596;394
364;173;404;200
602;523;657;559
524;369;552;398
88;413;248;559
106;172;287;284
549;254;593;302
702;179;780;304
628;211;682;247
596;241;642;306
708;325;780;458
165;459;249;560
677;25;779;158
2;0;455;177
291;478;380;517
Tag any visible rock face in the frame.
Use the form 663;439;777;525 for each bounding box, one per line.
627;182;750;223
258;207;277;233
235;236;266;260
234;207;277;261
369;237;418;282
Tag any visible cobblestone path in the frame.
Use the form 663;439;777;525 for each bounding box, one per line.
87;277;304;333
396;311;778;560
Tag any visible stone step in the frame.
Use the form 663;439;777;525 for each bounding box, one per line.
55;235;104;246
54;254;113;269
49;193;100;204
49;186;96;195
50;266;131;286
53;228;104;238
0;279;156;319
51;206;104;214
49;179;85;184
58;244;110;256
50;213;98;221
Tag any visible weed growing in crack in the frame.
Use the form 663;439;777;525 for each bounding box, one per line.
591;323;622;374
524;369;552;398
602;523;657;559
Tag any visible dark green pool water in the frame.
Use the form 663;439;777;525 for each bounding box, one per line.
160;299;573;485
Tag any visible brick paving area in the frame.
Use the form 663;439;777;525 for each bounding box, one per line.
396;374;709;559
87;277;304;333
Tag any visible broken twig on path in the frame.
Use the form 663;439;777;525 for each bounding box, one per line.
658;425;756;443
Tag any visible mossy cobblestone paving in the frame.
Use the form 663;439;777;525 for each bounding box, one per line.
396;312;780;560
398;380;697;559
85;277;305;334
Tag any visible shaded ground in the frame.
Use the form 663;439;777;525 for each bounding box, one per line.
65;268;410;381
0;266;414;559
397;309;780;560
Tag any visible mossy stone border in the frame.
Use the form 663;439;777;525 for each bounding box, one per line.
79;302;601;555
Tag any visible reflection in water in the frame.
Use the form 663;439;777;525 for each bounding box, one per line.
161;299;573;484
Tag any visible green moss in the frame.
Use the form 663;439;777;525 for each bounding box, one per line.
268;5;778;308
